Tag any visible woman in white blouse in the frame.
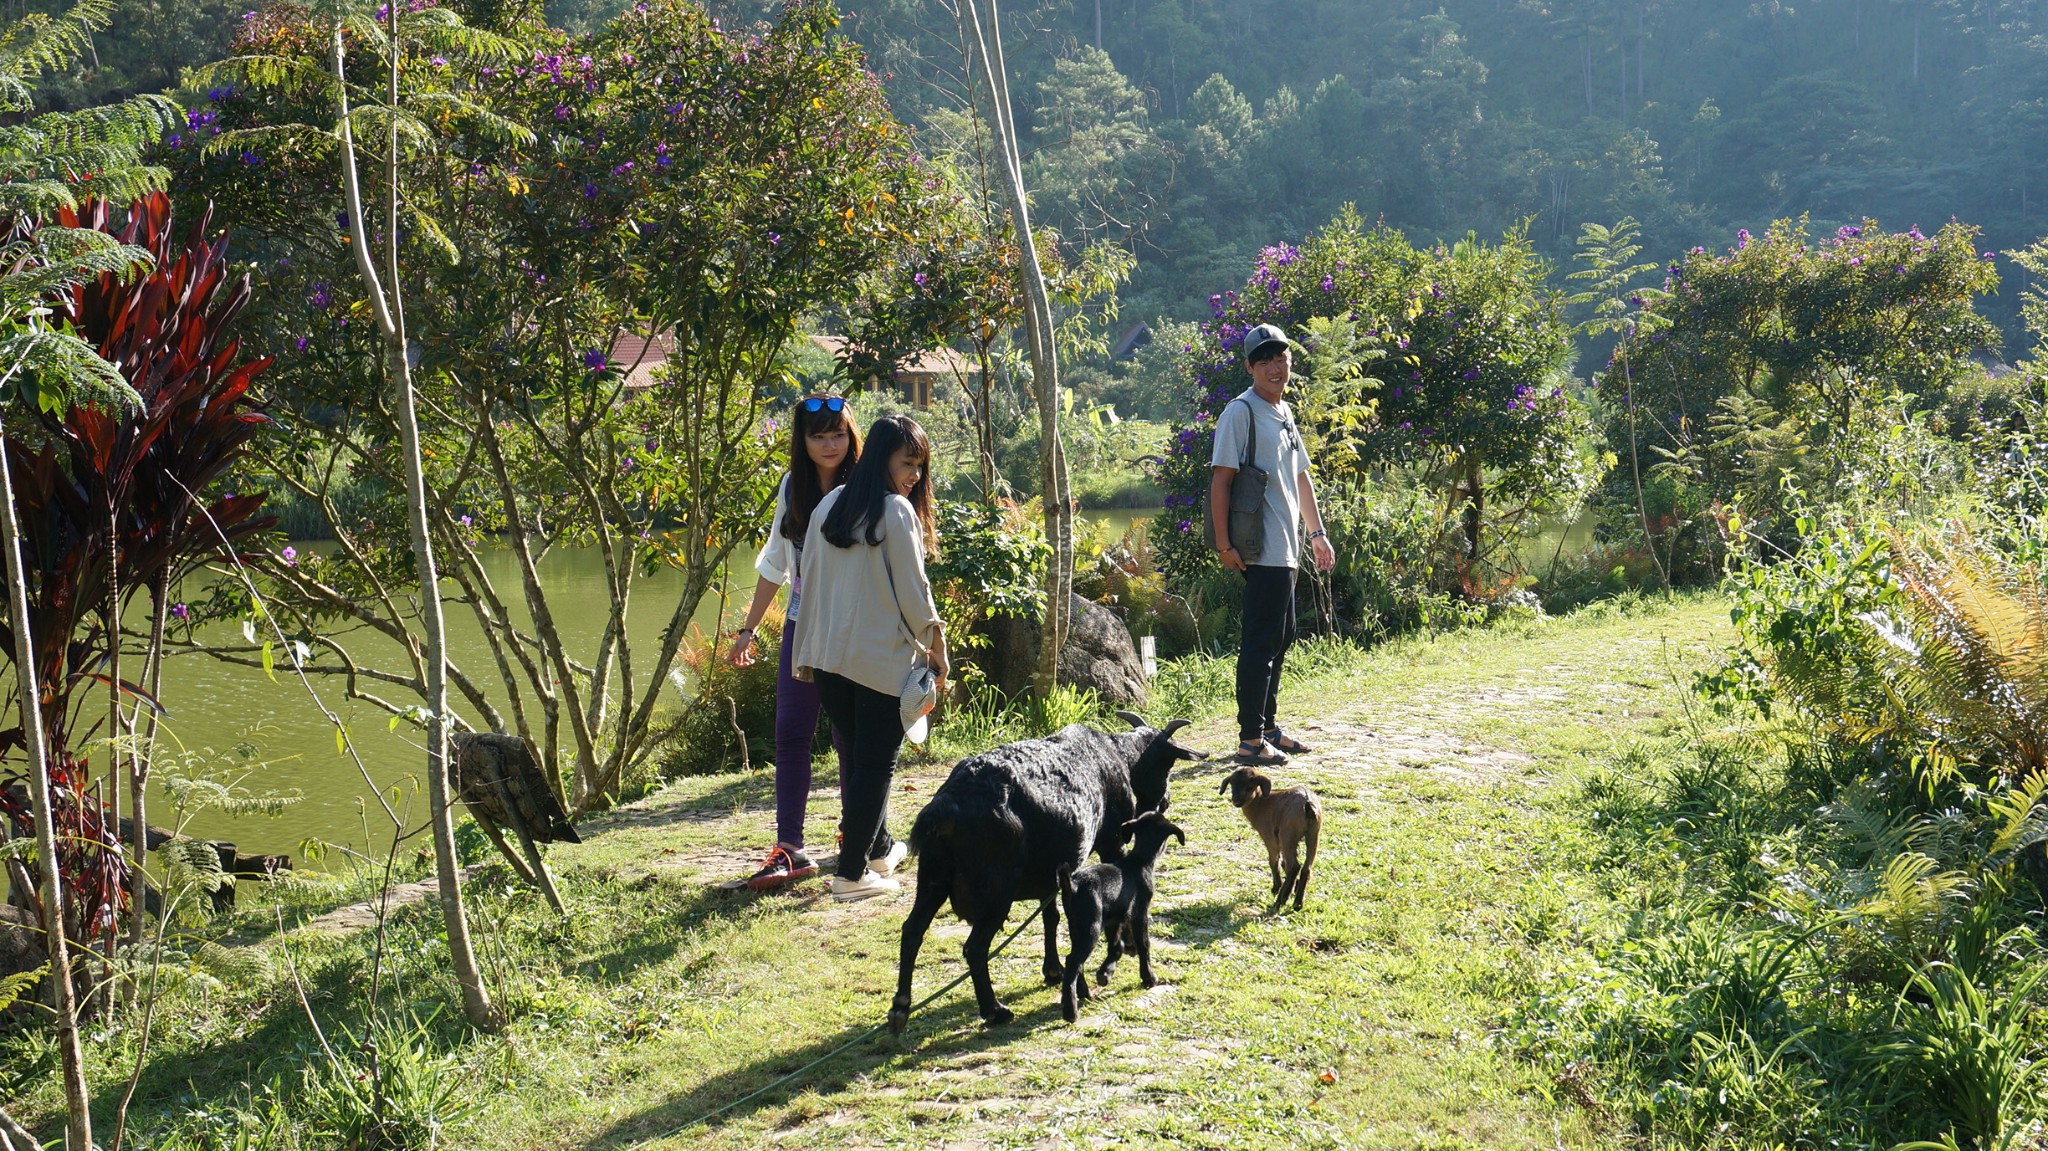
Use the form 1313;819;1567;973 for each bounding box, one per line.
729;395;860;890
791;415;948;901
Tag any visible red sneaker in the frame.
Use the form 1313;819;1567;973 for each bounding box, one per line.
747;845;818;891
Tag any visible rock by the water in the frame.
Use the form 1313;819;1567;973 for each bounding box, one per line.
976;592;1149;707
0;904;45;1004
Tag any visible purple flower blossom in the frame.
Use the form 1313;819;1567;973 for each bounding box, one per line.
281;546;298;567
912;272;928;287
554;105;570;120
1838;225;1862;238
308;283;332;309
240;151;262;166
767;231;781;245
1736;229;1750;249
430;56;448;68
1983;251;1998;260
583;182;598;198
1908;227;1925;240
1321;275;1336;292
170;603;189;621
293;336;309;352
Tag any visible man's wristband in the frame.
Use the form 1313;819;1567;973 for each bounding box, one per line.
1307;529;1327;542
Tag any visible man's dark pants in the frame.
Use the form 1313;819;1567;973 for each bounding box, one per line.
1236;564;1297;744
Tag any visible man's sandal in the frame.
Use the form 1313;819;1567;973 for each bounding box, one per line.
1234;739;1290;767
1264;728;1313;754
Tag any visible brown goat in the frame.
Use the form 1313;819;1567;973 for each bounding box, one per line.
1219;766;1321;911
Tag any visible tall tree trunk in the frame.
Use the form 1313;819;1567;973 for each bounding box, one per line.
965;0;1072;700
0;401;93;1149
333;21;497;1030
127;573;168;964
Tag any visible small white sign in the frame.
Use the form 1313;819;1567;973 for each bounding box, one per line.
1139;635;1157;678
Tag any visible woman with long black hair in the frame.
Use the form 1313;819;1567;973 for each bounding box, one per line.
791;414;948;901
730;394;861;890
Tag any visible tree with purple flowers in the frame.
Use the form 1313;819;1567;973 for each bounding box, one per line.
179;0;951;824
1154;208;1582;602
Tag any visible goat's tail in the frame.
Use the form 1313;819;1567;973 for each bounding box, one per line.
1302;802;1322;873
1056;865;1075;896
907;796;958;857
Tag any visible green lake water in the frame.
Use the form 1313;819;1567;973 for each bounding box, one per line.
146;508;1159;858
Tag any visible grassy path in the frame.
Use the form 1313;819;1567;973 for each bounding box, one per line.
68;596;1733;1148
442;595;1731;1151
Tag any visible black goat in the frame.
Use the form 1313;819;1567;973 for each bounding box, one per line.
889;712;1201;1033
1056;811;1185;1022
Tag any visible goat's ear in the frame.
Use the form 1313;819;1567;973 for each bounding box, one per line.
1217;776;1232;795
1115;709;1146;730
1254;778;1273;799
1165;820;1187;846
1117;817;1142;842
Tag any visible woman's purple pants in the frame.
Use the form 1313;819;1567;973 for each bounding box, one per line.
774;628;843;849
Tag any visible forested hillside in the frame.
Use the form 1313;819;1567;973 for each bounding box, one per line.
60;0;2048;331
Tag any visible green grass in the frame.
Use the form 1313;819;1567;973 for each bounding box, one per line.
14;594;1740;1149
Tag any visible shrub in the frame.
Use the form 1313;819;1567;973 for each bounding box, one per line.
660;611;786;777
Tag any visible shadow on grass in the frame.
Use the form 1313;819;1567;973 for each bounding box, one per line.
572;991;1061;1149
563;878;758;983
1155;896;1258;947
582;772;777;834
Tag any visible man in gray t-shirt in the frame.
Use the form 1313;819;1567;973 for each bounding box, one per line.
1208;323;1337;766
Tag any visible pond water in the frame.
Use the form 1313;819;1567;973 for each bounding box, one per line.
143;507;1160;858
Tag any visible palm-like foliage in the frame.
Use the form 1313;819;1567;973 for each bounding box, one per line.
0;5;178;1143
1855;531;2048;785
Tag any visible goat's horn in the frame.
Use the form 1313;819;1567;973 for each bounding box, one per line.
1115;709;1146;730
1160;719;1192;739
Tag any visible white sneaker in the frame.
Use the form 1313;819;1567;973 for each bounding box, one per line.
828;870;900;902
868;840;909;876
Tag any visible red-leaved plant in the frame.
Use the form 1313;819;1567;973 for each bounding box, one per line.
0;191;273;953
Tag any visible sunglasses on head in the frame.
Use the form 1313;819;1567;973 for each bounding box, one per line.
800;395;847;413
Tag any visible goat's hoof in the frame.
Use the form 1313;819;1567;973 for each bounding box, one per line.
1141;974;1157;989
1042;963;1064;986
887;1006;909;1035
1060;996;1078;1023
981;1005;1014;1027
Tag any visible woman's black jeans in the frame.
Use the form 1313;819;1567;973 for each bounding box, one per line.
812;670;904;880
1236;564;1297;744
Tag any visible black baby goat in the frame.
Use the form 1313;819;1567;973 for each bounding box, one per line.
889;712;1202;1034
1056;810;1185;1022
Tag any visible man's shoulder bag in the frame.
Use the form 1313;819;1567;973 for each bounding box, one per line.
1205;397;1267;563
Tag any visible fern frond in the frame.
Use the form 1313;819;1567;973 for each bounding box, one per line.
407;92;535;146
0;325;142;411
157;835;230;896
193;940;274;983
202;124;341;163
0;0;119;97
192;54;336;95
0;965;42;1012
345;104;437;154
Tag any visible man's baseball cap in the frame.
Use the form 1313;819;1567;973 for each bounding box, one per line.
1242;323;1289;363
